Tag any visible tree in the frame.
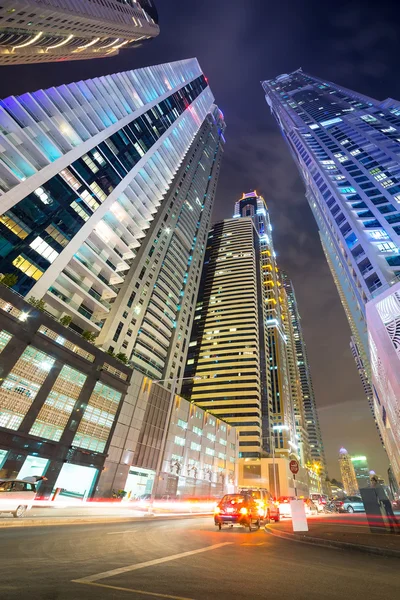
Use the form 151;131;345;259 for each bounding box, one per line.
59;315;72;327
0;273;18;288
107;349;116;357
116;352;128;364
82;330;97;343
27;297;47;311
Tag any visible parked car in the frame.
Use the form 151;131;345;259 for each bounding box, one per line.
0;479;36;518
239;487;280;522
310;493;328;512
278;496;318;518
214;493;261;531
336;496;365;513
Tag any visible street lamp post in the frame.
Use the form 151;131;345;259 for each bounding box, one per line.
150;375;199;501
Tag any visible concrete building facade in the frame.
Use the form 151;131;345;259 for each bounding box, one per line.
0;0;159;65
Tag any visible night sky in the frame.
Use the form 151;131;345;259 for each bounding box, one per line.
1;0;398;480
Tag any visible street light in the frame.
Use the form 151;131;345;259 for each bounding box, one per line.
150;375;200;501
271;425;289;499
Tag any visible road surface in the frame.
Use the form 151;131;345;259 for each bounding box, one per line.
1;516;398;599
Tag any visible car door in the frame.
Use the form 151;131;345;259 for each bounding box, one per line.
353;497;364;510
0;481;13;511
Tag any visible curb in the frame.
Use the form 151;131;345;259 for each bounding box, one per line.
265;525;400;559
0;512;211;529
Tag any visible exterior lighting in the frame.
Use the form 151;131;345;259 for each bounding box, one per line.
77;38;100;50
13;32;43;50
46;35;74;51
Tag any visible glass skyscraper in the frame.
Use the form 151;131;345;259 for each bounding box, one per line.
0;59;225;391
0;1;159;65
263;70;400;481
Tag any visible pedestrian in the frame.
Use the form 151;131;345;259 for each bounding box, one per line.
370;475;398;533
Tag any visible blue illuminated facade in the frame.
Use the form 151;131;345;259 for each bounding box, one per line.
0;59;217;348
263;69;400;374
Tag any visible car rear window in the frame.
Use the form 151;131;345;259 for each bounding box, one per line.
246;491;261;500
220;495;246;508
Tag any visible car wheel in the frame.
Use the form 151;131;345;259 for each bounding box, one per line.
13;505;27;518
347;506;354;513
218;523;222;530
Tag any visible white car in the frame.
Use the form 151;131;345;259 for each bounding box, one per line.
0;479;36;518
278;496;318;518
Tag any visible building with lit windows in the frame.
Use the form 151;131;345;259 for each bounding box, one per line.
0;0;159;65
232;193;297;459
0;59;225;391
182;215;268;458
183;192;300;463
282;272;328;477
339;447;359;496
98;373;238;499
263;69;400;480
0;283;133;499
0;282;237;500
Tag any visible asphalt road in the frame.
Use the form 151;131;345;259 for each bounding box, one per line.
1;517;398;600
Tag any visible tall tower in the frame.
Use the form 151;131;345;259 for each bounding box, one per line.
339;448;359;495
97;106;226;386
232;193;297;459
183;215;269;458
281;273;328;476
0;0;159;65
262;70;400;475
0;59;222;383
184;191;299;460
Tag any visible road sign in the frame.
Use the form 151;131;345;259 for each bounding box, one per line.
289;459;299;474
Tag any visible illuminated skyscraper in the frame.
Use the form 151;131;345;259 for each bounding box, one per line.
0;0;159;65
0;59;225;388
282;272;327;475
183;215;269;458
263;70;400;479
184;192;299;460
339;447;359;496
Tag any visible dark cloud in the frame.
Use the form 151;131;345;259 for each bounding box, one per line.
0;0;397;479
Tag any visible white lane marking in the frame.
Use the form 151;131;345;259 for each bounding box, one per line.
72;542;233;584
107;530;135;535
74;581;194;600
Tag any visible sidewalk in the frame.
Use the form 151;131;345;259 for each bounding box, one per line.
266;516;400;558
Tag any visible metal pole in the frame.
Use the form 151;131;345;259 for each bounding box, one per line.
151;377;178;501
272;434;277;500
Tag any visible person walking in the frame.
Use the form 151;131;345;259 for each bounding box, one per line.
370;475;398;532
